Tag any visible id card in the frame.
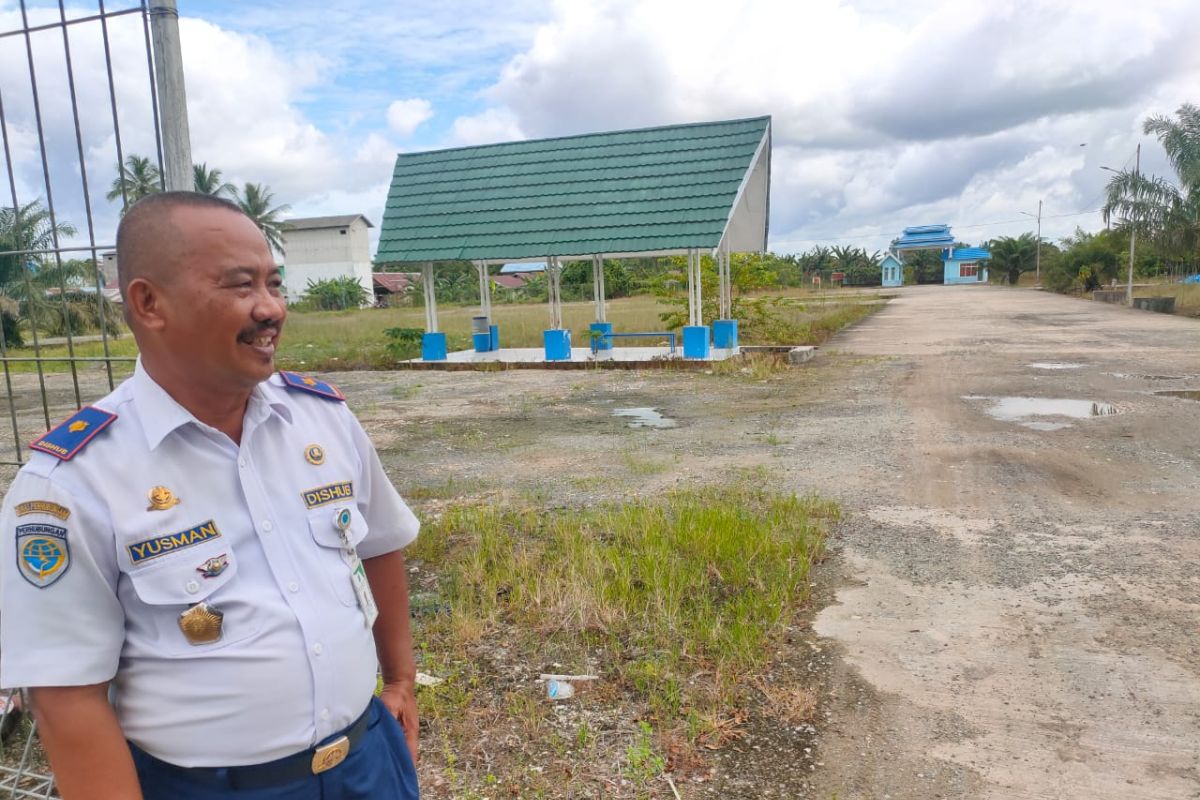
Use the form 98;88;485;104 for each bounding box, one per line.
347;550;379;628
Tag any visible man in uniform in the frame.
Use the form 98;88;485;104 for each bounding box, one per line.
0;191;421;799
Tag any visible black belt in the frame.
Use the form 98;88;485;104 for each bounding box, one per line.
132;702;374;790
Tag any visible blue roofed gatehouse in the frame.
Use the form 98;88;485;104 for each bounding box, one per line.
891;224;991;286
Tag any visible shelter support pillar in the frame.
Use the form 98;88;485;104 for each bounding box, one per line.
543;256;571;361
683;247;710;359
713;240;738;351
590;254;612;353
421;261;446;361
473;261;497;352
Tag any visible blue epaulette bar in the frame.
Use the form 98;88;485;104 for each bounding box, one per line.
29;406;117;460
278;371;345;402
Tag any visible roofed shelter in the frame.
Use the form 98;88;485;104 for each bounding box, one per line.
376;116;772;362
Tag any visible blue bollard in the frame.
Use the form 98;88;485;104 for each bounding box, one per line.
421;332;447;361
712;319;738;349
543;329;572;361
682;325;711;359
589;322;613;351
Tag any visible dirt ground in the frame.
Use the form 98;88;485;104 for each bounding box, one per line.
0;284;1197;798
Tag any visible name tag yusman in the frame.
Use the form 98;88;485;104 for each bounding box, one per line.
128;520;222;565
302;481;354;509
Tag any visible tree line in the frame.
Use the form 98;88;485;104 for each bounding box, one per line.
108;155;291;254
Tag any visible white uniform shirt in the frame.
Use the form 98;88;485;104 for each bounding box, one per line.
0;363;419;766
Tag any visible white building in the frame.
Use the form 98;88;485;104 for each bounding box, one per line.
279;214;374;303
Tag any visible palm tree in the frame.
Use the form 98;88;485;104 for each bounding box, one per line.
1103;104;1200;262
106;155;161;211
986;233;1039;285
193;163;236;198
233;182;290;255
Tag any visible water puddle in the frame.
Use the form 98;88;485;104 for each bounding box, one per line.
963;396;1120;430
1106;373;1189;381
613;407;678;429
1027;362;1084;370
1155;390;1200;402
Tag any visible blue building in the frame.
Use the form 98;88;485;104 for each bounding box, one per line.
891;224;991;285
942;246;991;284
880;252;903;287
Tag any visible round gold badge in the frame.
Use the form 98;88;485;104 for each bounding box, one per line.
147;486;180;512
305;444;325;465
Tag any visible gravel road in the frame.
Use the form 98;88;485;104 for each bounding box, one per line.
807;285;1200;800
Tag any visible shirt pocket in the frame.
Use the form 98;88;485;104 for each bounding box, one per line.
125;542;261;656
306;504;369;607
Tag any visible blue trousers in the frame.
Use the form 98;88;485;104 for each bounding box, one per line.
131;697;420;799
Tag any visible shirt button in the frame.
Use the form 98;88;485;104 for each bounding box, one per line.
238;457;247;468
312;643;323;656
261;520;273;533
320;708;330;721
185;580;200;594
288;581;299;593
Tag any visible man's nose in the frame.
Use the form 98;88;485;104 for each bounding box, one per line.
251;287;287;322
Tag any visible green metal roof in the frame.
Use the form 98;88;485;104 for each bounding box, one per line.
376;116;771;264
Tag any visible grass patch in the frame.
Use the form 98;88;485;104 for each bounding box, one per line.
408;485;834;722
406;484;836;794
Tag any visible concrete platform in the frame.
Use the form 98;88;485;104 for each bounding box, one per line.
400;345;742;370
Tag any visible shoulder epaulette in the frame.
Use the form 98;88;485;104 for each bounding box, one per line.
278;371;346;402
29;406;118;461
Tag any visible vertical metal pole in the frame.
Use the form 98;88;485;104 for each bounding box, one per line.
598;255;607;323
19;0;82;409
694;249;703;326
476;261;490;321
1127;144;1139;306
591;255;601;322
1034;199;1042;285
149;0;192;191
422;262;437;333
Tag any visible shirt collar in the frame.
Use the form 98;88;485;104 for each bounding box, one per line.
132;360;293;451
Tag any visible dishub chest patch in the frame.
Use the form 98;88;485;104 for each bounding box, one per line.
301;481;354;509
127;520;222;566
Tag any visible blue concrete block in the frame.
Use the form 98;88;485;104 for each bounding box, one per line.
472;332;491;353
589;322;613;351
543;329;572;361
712;319;738;349
421;332;447;361
682;325;710;359
489;324;500;351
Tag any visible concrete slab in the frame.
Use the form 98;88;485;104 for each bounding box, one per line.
403;345;741;369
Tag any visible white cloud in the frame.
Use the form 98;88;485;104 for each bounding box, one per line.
463;0;1200;252
386;99;433;137
449;108;524;146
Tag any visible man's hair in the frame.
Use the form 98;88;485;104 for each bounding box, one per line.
116;191;249;296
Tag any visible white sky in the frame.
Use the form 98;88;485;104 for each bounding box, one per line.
1;0;1198;256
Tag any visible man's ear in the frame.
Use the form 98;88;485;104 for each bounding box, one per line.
124;278;167;332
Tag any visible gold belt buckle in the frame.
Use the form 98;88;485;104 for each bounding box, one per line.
311;735;350;774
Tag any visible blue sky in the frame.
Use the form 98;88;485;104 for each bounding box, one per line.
1;0;1199;258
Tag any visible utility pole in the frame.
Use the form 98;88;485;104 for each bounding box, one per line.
1035;199;1042;284
1126;143;1140;305
149;0;193;191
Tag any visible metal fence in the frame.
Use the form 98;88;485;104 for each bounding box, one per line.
0;1;190;794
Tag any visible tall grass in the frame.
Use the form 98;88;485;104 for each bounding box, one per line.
2;291;883;372
408;485;836;722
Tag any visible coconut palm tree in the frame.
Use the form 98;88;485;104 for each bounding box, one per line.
192;163;236;198
1103;103;1200;261
106;155;161;211
986;233;1039;285
233;182;290;255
